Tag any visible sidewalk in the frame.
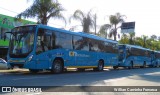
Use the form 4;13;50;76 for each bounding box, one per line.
0;68;29;73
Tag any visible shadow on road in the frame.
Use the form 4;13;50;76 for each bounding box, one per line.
0;67;160;94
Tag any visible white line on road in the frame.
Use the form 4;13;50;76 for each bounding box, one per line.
26;93;41;95
104;77;127;83
13;76;50;81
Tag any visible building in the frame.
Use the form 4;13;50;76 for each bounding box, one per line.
0;14;36;59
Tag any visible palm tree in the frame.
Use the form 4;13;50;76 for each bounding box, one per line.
142;35;148;48
119;33;129;44
108;13;126;40
69;9;94;33
150;35;157;41
98;24;111;38
129;32;135;45
17;0;65;25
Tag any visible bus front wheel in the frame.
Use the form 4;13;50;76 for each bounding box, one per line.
52;59;63;74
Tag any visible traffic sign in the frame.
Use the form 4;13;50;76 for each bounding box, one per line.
121;22;135;33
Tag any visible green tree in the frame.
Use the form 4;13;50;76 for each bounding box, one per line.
129;32;135;45
69;9;94;33
150;35;157;41
98;24;111;38
119;33;129;44
17;0;65;25
141;35;148;48
108;13;126;40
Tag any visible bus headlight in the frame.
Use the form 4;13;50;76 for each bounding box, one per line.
28;55;33;62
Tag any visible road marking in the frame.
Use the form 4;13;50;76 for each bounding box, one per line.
83;72;106;75
104;77;127;82
26;93;41;95
144;72;160;75
13;76;50;81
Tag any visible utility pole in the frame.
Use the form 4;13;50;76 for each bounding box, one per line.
94;14;97;35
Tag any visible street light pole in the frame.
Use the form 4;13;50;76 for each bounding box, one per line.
94;14;97;35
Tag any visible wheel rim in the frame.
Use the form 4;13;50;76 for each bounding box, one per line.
54;61;62;73
98;61;103;70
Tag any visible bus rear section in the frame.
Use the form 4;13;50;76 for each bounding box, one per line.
117;45;152;69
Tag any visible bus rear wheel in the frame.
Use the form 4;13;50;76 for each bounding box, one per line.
128;61;133;69
143;62;146;68
77;68;85;72
113;66;118;69
155;62;158;67
52;59;63;74
94;60;104;71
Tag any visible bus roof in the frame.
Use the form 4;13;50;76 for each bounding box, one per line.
119;44;151;51
154;51;160;53
34;24;118;44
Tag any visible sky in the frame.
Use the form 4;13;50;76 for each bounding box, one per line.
0;0;160;37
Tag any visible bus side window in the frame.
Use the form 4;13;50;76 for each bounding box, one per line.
73;36;89;51
36;29;44;54
44;30;52;50
36;28;50;54
90;39;100;52
56;32;72;49
52;31;57;49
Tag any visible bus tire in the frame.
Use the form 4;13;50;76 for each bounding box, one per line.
97;60;104;71
77;68;85;72
155;62;158;67
143;62;146;68
29;69;39;73
113;66;118;69
93;60;104;71
52;59;63;74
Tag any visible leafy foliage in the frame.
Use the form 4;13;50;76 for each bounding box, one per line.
119;34;160;51
17;0;65;25
69;9;95;33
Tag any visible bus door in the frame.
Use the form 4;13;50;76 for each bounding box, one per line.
118;46;126;63
35;29;52;69
151;51;155;66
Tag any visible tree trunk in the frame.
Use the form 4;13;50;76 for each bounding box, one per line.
114;25;117;41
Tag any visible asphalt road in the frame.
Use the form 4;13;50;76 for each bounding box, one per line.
0;67;160;95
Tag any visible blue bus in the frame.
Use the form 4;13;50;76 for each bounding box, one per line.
151;51;160;67
7;24;118;73
117;44;152;69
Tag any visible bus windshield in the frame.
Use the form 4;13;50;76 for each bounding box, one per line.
9;26;36;58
